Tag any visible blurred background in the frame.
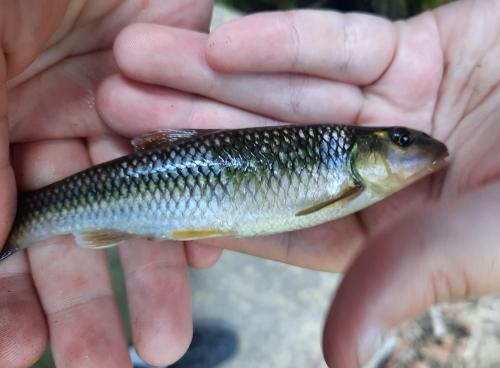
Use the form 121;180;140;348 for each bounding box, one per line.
37;1;500;367
216;0;454;19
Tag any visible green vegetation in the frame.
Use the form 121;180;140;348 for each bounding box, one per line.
217;0;328;12
217;0;456;18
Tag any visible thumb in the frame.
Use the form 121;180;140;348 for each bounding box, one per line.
323;182;500;367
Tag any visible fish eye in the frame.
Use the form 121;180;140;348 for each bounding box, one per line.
390;128;414;148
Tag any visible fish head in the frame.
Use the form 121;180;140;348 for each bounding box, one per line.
351;126;449;194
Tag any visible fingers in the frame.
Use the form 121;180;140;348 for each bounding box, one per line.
192;216;365;272
185;243;222;269
113;24;363;123
358;12;443;127
0;57;47;367
97;75;282;137
323;182;500;367
139;0;214;32
7;0;213;87
13;140;132;367
88;135;194;366
118;241;192;366
30;237;131;368
210;9;445;130
0;255;48;367
207;10;396;85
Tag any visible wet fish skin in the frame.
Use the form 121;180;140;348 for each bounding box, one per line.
2;124;448;260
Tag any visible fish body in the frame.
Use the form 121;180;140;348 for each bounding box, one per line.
3;124;448;259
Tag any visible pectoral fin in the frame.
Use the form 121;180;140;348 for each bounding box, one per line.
295;185;363;216
132;128;219;152
74;230;135;249
170;229;234;241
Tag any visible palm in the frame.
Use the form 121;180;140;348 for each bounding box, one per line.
359;6;500;199
2;1;215;367
352;6;500;244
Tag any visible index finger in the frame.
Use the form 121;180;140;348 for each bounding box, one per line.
206;10;397;85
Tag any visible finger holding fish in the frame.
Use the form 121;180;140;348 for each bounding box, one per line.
205;9;443;118
0;252;47;367
87;134;221;365
97;74;283;138
113;24;363;124
11;139;132;367
112;18;441;133
206;10;397;85
324;182;500;367
190;216;366;272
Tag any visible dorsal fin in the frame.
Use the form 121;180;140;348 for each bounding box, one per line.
131;128;219;152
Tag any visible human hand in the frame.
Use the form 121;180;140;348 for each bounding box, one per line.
102;0;500;366
2;1;218;367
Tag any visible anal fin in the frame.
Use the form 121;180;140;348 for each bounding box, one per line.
74;230;135;249
170;229;234;241
296;185;364;216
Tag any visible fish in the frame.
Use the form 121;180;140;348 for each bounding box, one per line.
0;124;448;261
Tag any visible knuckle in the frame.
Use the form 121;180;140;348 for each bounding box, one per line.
338;18;357;73
281;10;301;70
427;264;471;305
286;73;310;116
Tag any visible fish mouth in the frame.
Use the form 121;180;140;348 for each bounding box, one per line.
429;143;449;173
408;141;449;183
396;145;449;188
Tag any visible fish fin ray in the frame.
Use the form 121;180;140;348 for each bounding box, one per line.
74;230;135;249
0;244;20;262
295;185;364;216
170;229;234;241
132;128;219;152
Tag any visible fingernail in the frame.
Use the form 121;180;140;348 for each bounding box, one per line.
358;325;385;365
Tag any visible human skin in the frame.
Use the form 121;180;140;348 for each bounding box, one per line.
0;1;224;367
102;0;500;366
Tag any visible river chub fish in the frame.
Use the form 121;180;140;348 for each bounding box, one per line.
1;124;448;260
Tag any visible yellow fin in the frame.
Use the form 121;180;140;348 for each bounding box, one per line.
170;229;233;241
74;230;135;249
295;185;363;216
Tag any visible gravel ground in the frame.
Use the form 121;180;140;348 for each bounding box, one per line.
380;297;500;367
190;250;338;368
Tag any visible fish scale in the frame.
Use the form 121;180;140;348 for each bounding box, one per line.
9;125;354;248
2;123;448;260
